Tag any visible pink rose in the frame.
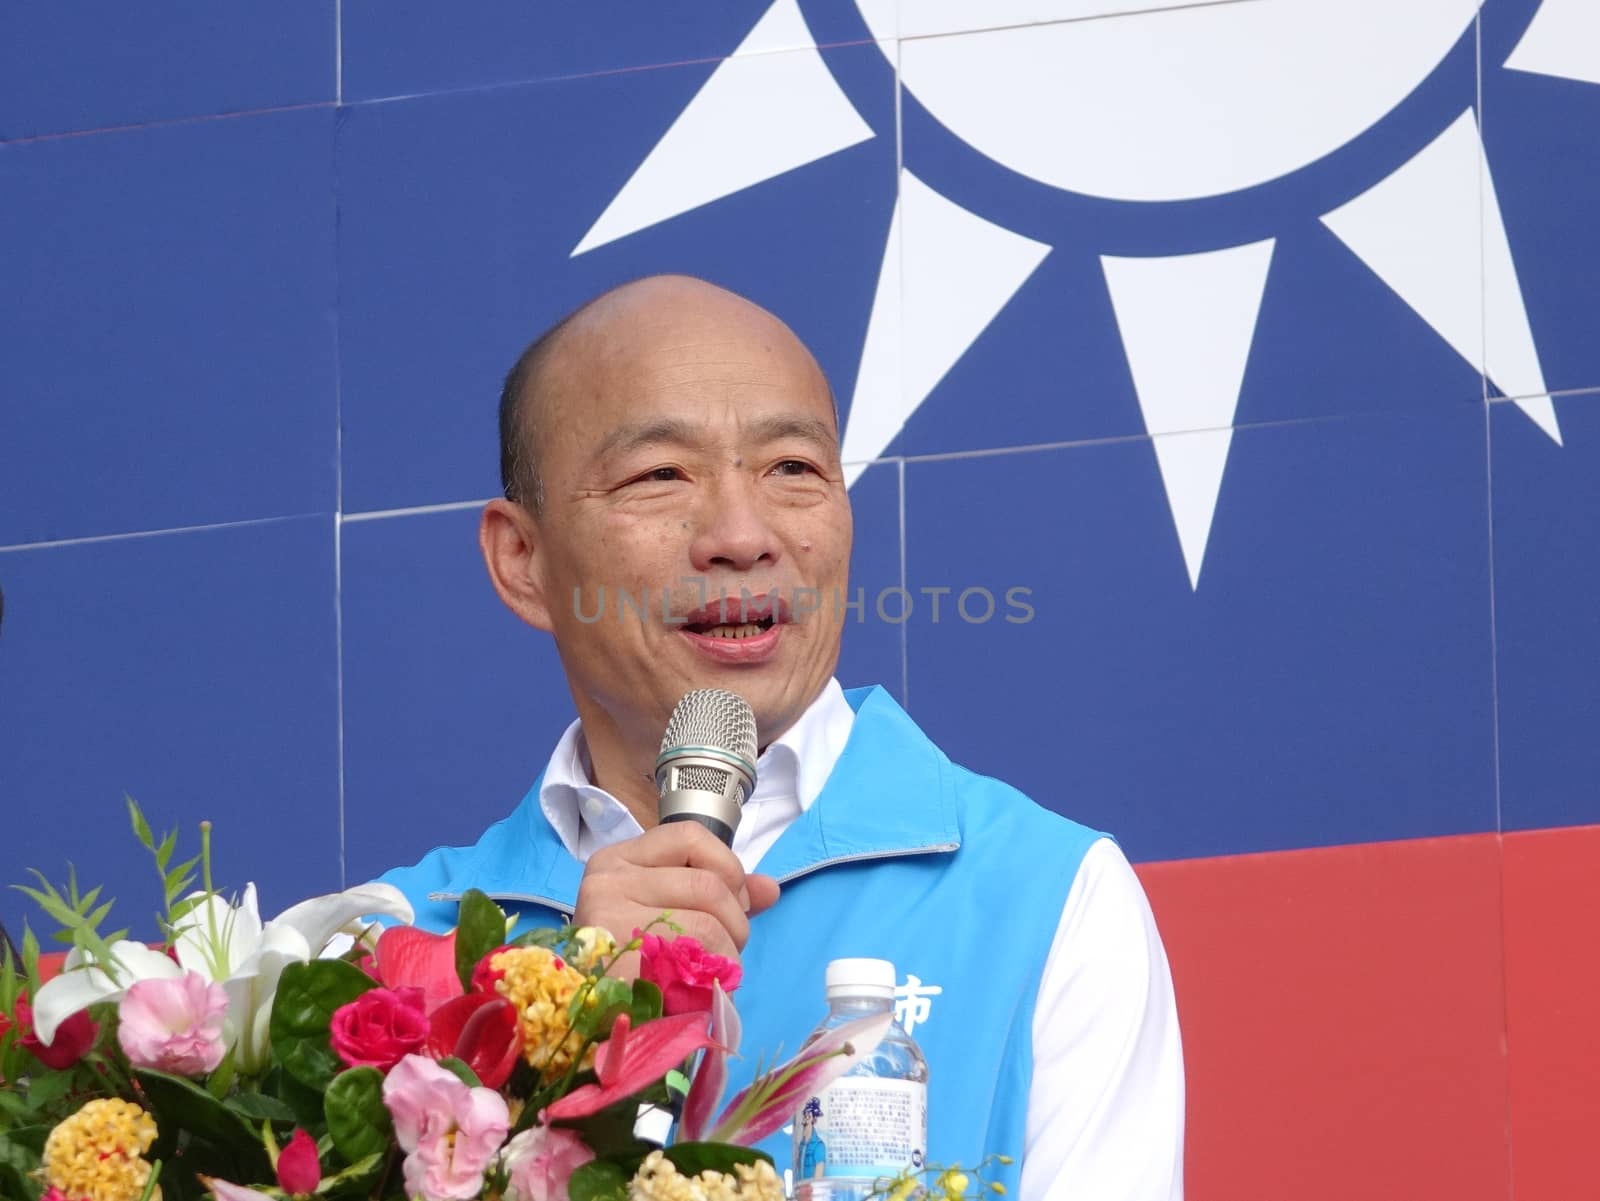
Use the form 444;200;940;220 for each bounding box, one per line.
276;1128;322;1194
636;931;742;1015
500;1126;595;1201
330;987;429;1072
117;971;229;1076
383;1054;511;1201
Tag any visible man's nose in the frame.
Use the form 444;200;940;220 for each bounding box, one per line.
687;478;779;574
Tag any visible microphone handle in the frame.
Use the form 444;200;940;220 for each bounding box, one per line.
659;809;736;848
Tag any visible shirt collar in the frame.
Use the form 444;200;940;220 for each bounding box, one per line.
539;677;856;861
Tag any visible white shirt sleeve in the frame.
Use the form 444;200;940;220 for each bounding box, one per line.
1019;837;1185;1201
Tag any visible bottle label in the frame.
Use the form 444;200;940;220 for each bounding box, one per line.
794;1077;928;1183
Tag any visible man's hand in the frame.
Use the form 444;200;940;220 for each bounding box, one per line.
573;822;781;971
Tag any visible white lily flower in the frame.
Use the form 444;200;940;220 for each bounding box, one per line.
30;882;413;1061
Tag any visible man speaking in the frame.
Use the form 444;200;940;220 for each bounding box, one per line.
378;275;1184;1199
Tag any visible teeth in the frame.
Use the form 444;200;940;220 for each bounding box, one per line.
703;622;765;640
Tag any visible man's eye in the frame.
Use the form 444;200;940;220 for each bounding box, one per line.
633;466;683;484
771;460;815;477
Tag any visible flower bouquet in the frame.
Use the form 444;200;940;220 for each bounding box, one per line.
0;803;892;1201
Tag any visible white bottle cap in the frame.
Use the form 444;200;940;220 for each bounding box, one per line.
825;956;896;1000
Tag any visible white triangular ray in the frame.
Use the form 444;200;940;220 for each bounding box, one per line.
1505;0;1600;86
571;0;874;256
1102;240;1275;590
1321;110;1562;444
841;171;1051;484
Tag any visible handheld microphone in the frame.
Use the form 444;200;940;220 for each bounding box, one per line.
655;688;758;847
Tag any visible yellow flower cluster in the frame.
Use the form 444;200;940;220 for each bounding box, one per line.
41;1098;160;1201
628;1151;784;1201
491;945;591;1079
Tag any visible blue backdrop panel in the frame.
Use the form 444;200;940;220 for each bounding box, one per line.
336;43;895;514
832;460;905;706
342;460;905;887
1491;391;1600;833
0;107;338;546
340;0;773;104
0;515;341;942
0;2;334;140
1482;2;1600;397
902;406;1497;863
339;508;572;887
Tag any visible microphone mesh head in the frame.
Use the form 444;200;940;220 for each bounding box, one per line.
660;688;758;775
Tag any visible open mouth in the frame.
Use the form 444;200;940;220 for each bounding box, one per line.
676;593;791;642
681;615;778;640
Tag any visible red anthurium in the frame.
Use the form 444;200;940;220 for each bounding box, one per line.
542;1011;720;1122
276;1128;322;1195
36;951;69;984
425;992;522;1089
15;994;98;1070
374;926;462;1015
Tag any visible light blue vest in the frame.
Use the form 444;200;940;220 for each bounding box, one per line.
377;686;1106;1189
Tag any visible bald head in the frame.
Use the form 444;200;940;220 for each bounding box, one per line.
497;275;834;513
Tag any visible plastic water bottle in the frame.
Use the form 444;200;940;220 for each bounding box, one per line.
792;958;928;1201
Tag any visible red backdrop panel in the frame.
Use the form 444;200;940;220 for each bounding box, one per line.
1502;824;1600;1201
1136;834;1510;1201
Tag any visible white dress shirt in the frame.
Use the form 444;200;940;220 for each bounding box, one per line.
539;679;1185;1201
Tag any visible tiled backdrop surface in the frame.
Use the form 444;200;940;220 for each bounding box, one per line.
4;2;1598;1197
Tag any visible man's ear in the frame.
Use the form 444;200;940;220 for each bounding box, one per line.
480;499;554;632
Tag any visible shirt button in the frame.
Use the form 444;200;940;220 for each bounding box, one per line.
581;795;605;821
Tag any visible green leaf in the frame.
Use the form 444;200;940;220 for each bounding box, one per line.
664;1142;774;1175
568;1160;631;1201
206;1047;238;1099
268;959;376;1092
509;925;569;952
128;796;157;851
266;1064;333;1130
629;979;664;1024
571;976;633;1041
20;926;40;995
134;1068;269;1168
436;1056;483;1088
224;1091;298;1125
155;830;177;874
324;1066;392;1166
0;1089;36;1121
0;1133;42;1201
319;1151;385;1199
20;1068;74;1107
454;888;508;991
665;1068;690;1096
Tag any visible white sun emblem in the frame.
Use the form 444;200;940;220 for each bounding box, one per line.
573;0;1595;588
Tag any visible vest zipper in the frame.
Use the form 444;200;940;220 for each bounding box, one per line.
427;843;958;914
773;842;959;886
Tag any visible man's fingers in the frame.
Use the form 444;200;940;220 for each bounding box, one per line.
746;873;781;916
607;822;748;898
578;865;752;949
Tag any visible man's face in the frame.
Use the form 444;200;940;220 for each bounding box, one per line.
526;290;853;752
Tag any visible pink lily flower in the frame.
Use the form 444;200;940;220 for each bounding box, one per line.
542;1011;722;1122
680;981;892;1146
383;1053;510;1201
117;970;230;1076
